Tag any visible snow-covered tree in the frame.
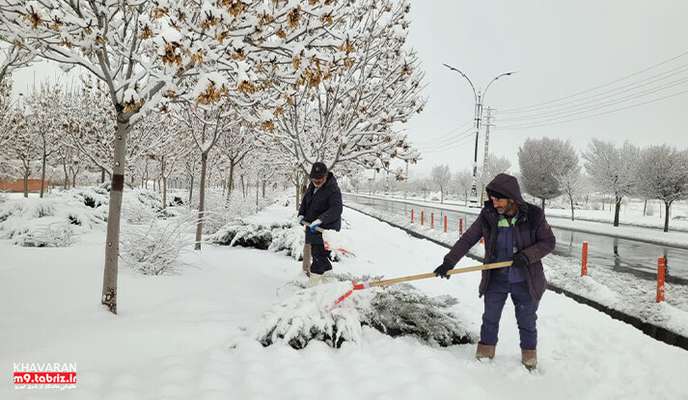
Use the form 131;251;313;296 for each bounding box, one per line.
636;145;688;232
557;160;583;221
25;82;66;197
217;124;256;198
1;0;354;313
7;106;38;197
0;42;32;84
582;139;639;227
263;0;424;190
431;164;451;204
453;169;473;206
518;137;577;211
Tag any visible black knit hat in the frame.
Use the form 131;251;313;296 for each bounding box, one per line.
486;188;509;200
309;162;327;179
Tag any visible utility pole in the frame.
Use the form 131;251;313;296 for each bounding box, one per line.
443;65;515;206
480;107;494;203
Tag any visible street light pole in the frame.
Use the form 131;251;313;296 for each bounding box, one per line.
443;64;515;204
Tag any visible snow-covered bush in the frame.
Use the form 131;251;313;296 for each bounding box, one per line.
269;224;306;260
122;188;164;224
11;216;75;247
120;213;197;275
0;194;105;246
258;276;473;349
257;281;364;349
363;284;473;346
211;220;285;250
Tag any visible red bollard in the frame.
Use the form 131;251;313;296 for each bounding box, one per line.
459;218;464;235
421;210;424;226
657;257;666;303
431;213;435;229
581;241;589;276
443;215;448;233
411;209;414;224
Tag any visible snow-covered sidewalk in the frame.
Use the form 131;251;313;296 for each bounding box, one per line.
346;193;688;250
2;203;687;399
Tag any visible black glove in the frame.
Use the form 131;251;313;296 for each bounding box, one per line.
433;262;453;279
512;252;529;269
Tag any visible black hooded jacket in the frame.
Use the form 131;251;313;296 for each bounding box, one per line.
298;172;343;231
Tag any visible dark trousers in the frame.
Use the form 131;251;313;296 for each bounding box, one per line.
305;231;332;275
480;270;539;350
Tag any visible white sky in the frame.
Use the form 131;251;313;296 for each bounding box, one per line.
404;0;688;176
9;1;688;178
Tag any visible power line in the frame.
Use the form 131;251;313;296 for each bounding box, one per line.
497;62;688;121
419;129;477;154
415;127;475;151
495;87;688;130
495;74;688;125
498;48;688;113
413;120;473;145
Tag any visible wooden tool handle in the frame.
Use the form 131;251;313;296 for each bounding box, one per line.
368;261;513;288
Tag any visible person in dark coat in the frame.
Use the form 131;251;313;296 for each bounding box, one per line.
433;173;555;370
298;162;343;285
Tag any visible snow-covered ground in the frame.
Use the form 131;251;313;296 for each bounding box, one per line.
2;198;688;399
347;193;688;249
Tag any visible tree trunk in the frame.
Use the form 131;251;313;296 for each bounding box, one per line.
101;115;130;315
440;188;444;204
540;197;545;211
664;201;671;232
643;199;647;216
40;148;47;198
255;178;259;209
228;161;235;197
262;180;266;198
162;176;167;209
613;196;622;227
241;175;246;199
569;193;575;221
101;168;106;184
62;159;69;190
23;170;29;198
71;170;78;189
188;174;194;206
195;152;208;251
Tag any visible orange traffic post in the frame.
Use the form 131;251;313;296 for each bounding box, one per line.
443;215;448;233
421;210;424;226
411;209;414;224
581;241;589;276
657;257;666;303
431;213;435;230
459;218;464;235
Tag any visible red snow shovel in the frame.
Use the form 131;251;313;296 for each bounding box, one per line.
332;260;514;307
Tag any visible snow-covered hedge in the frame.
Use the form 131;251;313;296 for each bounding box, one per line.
211;218;352;262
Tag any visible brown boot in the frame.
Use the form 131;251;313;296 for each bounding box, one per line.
475;343;495;360
521;349;537;370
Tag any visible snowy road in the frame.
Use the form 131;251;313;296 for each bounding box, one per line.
344;194;688;284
